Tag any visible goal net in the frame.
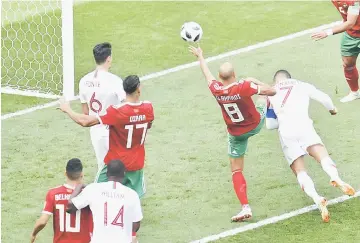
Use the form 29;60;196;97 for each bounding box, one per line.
1;0;74;99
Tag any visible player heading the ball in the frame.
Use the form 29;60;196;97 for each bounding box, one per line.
30;158;93;243
266;70;355;223
189;45;276;222
67;160;143;243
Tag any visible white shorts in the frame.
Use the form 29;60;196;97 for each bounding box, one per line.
279;127;323;166
90;125;109;170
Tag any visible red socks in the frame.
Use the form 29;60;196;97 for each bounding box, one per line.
344;66;359;91
232;170;248;205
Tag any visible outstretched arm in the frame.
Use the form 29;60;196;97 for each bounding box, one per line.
189;46;215;85
308;86;337;115
58;100;100;127
312;3;359;40
67;184;87;214
244;77;276;96
30;214;51;243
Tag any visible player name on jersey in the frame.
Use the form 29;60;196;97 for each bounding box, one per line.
215;93;241;102
101;191;125;199
130;115;146;123
55;194;71;201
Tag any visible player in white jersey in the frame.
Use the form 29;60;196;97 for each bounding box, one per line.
67;160;143;243
266;70;355;223
79;43;126;172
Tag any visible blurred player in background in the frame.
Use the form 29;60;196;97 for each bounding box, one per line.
312;1;360;102
266;70;355;222
67;160;143;243
79;42;125;172
189;46;276;222
30;158;93;243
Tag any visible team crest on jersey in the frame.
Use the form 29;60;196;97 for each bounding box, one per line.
223;90;228;94
134;109;139;113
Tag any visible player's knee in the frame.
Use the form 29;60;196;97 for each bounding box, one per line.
342;59;357;69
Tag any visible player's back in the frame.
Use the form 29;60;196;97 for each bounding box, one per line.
268;79;313;136
209;80;261;136
103;101;154;170
79;70;125;118
44;185;92;243
86;182;142;243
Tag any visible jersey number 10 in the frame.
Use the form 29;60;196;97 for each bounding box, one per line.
56;204;81;232
223;103;244;123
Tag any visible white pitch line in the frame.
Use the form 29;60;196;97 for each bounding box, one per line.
1;20;341;120
190;191;360;243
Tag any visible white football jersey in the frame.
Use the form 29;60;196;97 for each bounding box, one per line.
79;70;125;117
268;79;335;137
72;181;143;243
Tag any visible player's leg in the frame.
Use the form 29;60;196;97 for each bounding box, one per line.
307;144;355;196
90;130;109;170
123;169;146;198
228;133;251;222
290;156;329;223
340;32;360;103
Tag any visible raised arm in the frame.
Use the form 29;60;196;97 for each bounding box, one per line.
189;46;215;86
312;3;359;40
58;99;100;127
245;77;276;96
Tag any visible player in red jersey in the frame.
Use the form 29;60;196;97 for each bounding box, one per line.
189;46;276;222
59;75;153;243
312;0;360;102
30;158;93;243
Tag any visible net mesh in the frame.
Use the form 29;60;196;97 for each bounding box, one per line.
1;0;63;97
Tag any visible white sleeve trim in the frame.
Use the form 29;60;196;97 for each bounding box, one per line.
348;5;360;15
42;211;53;215
257;86;261;95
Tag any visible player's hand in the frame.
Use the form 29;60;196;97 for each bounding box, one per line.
189;45;203;58
30;234;36;243
58;97;71;113
329;107;337;115
311;31;328;41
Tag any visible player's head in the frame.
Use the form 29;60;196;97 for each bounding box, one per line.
218;62;236;82
273;70;291;83
106;160;126;181
123;75;141;96
93;42;112;66
65;158;83;182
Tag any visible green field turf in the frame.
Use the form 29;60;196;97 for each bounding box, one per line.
2;2;360;243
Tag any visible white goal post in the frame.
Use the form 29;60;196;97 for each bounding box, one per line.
1;0;75;100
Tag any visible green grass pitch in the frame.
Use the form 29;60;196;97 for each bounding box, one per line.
2;2;360;243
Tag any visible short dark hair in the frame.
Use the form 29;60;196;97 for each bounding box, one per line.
273;70;291;81
66;158;83;180
107;160;126;178
93;42;112;65
123;75;140;94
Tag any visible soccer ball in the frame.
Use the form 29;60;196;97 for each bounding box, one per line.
180;22;203;42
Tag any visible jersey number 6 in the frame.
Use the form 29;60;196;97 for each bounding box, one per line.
223;103;244;123
90;92;103;113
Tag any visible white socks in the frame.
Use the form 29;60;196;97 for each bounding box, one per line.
297;171;321;203
320;157;342;183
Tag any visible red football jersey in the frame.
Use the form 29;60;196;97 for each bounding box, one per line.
209;80;260;136
332;0;360;37
43;184;93;243
99;101;154;171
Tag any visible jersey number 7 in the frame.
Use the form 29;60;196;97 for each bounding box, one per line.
280;86;293;108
